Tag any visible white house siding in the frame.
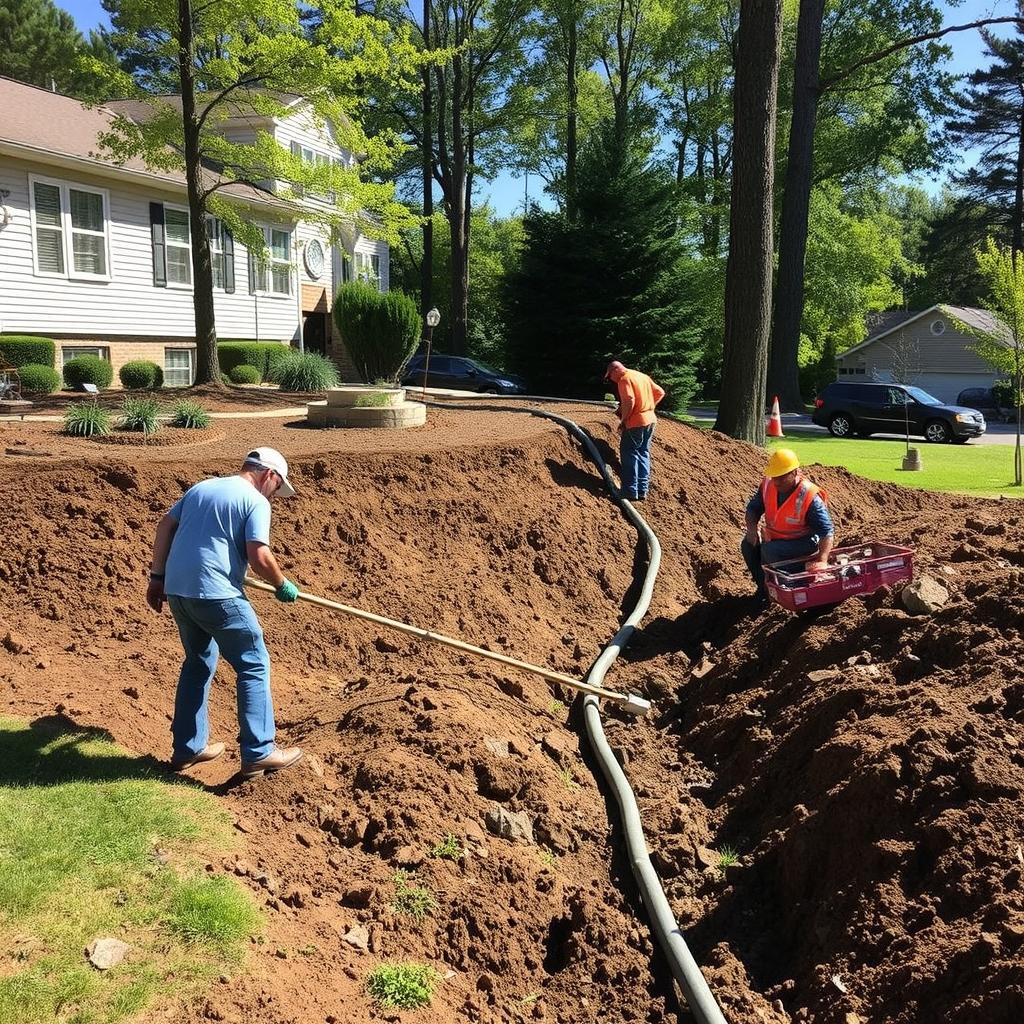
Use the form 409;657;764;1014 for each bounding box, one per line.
0;155;298;347
353;234;390;292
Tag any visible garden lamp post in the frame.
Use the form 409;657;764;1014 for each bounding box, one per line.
422;307;441;399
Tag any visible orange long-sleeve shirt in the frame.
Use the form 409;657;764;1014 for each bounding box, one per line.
616;370;665;429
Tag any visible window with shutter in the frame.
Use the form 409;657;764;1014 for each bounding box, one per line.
164;207;191;287
32;181;64;275
30;176;110;280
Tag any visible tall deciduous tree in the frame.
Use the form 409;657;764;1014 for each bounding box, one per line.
90;0;420;385
714;0;783;444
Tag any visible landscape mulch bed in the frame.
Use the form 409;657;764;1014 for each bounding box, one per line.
2;410;1022;1023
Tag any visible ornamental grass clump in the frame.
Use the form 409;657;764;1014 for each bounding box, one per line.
171;399;210;429
63;401;111;437
119;396;160;434
270;351;339;392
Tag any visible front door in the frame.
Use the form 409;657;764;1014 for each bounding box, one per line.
303;313;328;355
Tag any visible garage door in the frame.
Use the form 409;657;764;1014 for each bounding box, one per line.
913;372;997;405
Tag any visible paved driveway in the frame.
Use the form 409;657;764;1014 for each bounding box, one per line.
687;409;1021;447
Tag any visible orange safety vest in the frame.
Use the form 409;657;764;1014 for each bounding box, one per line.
760;476;828;542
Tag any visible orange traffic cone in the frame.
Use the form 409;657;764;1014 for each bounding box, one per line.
767;395;784;438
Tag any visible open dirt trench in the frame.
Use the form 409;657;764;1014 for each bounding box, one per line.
3;412;1024;1023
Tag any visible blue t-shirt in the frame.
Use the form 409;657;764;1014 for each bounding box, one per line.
746;486;834;538
164;476;272;599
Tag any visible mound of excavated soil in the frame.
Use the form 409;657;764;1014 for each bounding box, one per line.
2;409;1023;1024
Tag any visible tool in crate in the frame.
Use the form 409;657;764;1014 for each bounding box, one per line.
764;543;915;612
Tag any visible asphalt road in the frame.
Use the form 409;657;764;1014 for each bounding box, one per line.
687;409;1021;447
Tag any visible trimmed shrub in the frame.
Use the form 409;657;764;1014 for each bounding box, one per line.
119;396;160;434
119;360;164;390
63;401;111;437
269;351;339;392
217;341;293;380
63;355;113;390
333;282;421;384
228;364;261;385
171;399;210;429
17;364;62;395
0;335;56;368
993;379;1023;409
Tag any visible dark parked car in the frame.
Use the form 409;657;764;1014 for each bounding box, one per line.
956;387;1011;423
812;381;986;444
401;355;527;394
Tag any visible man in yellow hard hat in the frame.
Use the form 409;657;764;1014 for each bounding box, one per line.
741;448;834;600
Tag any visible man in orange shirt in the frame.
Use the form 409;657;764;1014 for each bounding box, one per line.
605;360;666;501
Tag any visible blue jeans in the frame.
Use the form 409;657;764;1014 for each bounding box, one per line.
620;424;655;499
741;535;819;595
167;595;275;763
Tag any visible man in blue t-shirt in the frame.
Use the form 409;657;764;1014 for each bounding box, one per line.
146;447;303;779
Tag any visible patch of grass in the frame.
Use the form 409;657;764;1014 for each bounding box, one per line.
366;961;438;1010
62;401;110;437
558;766;580;791
539;848;558;869
767;434;1024;499
430;833;462;860
716;846;740;869
119;396;160;434
170;399;210;429
548;699;566;716
0;717;257;1024
354;392;391;408
390;871;437;920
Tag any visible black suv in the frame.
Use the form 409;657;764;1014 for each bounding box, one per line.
401;355;526;394
812;382;986;444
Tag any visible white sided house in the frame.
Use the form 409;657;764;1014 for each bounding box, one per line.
0;77;389;385
836;305;1008;404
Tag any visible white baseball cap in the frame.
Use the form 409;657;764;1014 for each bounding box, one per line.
244;447;296;497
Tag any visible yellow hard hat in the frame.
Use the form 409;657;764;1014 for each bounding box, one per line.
765;448;800;478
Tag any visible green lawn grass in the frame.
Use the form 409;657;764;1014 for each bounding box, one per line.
767;433;1024;499
0;718;259;1024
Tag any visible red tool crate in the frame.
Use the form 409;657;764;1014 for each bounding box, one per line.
763;542;914;612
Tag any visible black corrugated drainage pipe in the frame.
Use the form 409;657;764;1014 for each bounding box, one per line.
423;399;729;1024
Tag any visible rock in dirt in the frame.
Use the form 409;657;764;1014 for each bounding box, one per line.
340;885;375;908
806;668;841;684
343;924;369;952
394;844;424;869
901;576;950;615
86;936;131;970
483;736;510;759
485;805;535;844
2;632;27;655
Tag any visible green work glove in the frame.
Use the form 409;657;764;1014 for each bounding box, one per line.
275;579;299;603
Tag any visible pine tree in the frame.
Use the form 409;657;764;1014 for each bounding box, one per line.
504;122;700;408
948;8;1024;255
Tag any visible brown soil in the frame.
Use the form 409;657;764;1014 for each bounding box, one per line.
22;383;314;415
2;409;1023;1024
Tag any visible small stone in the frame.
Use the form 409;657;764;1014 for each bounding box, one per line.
483;736;510;759
123;686;140;699
806;668;840;684
484;805;535;844
901;576;950;615
86;936;131;970
695;846;719;870
296;831;312;848
344;924;370;951
394;845;424;869
2;632;27;655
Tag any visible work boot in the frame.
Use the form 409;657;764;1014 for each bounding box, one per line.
171;742;225;771
241;746;303;779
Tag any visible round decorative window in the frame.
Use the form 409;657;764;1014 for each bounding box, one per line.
303;238;325;280
930;319;946;336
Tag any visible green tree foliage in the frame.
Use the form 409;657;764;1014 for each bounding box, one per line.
504;123;700;408
949;238;1024;485
947;9;1024;254
0;0;119;100
89;0;422;384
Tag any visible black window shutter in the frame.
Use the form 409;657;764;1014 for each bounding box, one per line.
223;227;235;293
247;248;256;294
150;203;166;287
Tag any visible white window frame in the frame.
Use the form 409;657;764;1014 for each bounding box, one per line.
354;251;382;291
29;174;112;282
207;215;227;291
61;346;109;367
164;347;195;388
163;203;193;290
254;226;293;298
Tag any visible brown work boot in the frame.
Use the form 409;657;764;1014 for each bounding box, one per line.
241;746;303;779
171;742;225;771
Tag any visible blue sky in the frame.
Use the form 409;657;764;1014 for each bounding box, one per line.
60;0;1016;216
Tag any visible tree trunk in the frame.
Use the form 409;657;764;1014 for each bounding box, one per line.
714;0;784;443
421;0;433;319
448;50;468;355
177;0;220;386
1015;104;1024;257
565;19;578;219
767;0;825;412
